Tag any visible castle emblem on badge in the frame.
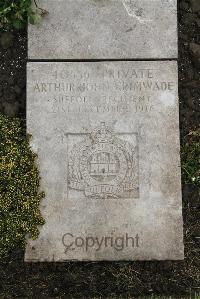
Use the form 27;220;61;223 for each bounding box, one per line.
68;123;139;199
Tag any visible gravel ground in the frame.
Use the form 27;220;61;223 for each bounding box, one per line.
0;0;199;298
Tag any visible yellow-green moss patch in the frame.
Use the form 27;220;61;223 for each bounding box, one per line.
0;114;45;260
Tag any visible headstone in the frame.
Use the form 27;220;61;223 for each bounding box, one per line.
28;0;177;59
25;61;184;261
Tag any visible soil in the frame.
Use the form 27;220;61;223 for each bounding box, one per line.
0;0;199;298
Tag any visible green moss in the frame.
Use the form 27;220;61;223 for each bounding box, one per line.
0;114;45;261
181;129;200;187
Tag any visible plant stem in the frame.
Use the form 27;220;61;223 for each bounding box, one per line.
33;0;49;15
33;0;44;12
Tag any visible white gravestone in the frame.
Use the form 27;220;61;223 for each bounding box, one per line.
28;0;178;59
25;61;184;261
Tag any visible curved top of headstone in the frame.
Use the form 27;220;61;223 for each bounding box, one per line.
28;0;177;60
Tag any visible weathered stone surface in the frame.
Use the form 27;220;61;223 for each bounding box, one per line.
28;0;177;59
25;61;183;261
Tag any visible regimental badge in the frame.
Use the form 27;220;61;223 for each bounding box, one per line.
68;123;139;199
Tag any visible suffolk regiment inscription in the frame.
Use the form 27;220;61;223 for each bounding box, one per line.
31;66;175;115
68;122;139;199
25;61;184;261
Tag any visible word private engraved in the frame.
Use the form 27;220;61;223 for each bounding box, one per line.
68;123;139;199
